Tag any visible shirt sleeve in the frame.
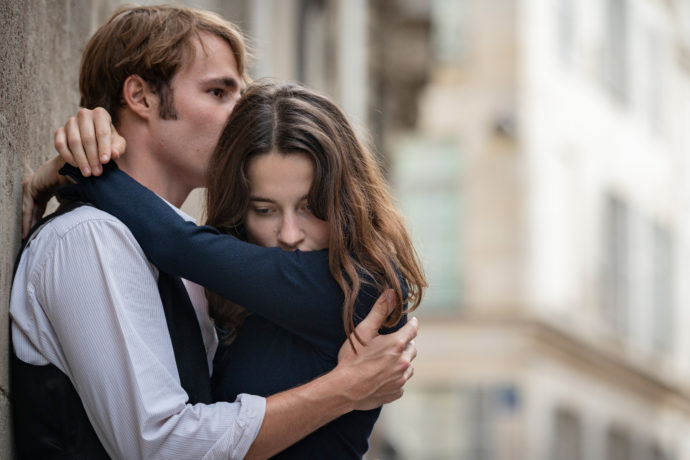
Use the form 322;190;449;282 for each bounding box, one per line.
59;164;377;351
30;215;264;459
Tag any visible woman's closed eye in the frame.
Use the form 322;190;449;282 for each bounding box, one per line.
251;206;274;216
298;197;320;213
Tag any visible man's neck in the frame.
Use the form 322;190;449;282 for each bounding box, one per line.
114;117;195;208
115;154;192;209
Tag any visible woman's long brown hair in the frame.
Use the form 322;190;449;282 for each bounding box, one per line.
205;80;426;343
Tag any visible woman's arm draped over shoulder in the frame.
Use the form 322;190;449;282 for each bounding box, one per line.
59;164;349;349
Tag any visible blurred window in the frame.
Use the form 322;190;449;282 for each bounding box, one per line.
652;224;673;353
602;195;629;336
297;0;331;93
392;136;462;312
644;29;663;135
606;427;631;460
552;408;582;460
640;442;671;460
602;0;629;104
431;0;468;64
368;385;519;459
681;0;690;50
557;0;575;66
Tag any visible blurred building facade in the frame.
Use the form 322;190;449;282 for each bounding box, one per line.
235;0;690;458
368;0;690;458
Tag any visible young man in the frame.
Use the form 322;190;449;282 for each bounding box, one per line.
12;5;417;459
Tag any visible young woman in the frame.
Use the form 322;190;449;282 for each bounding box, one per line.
46;81;426;458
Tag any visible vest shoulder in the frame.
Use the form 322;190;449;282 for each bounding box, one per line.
35;205;127;239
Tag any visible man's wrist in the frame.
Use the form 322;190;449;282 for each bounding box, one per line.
317;365;358;413
245;366;357;459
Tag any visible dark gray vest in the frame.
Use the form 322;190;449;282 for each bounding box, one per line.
11;201;212;459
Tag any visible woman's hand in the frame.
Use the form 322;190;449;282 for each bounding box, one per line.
54;107;126;177
22;108;126;238
22;156;71;238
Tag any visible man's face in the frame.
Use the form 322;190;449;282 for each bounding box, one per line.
151;32;242;190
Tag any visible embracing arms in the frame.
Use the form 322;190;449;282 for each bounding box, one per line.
15;209;415;459
41;110;402;351
59;162;374;350
19;108;419;458
22;108;126;238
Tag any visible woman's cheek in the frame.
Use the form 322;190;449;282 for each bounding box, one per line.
246;215;278;247
312;220;330;250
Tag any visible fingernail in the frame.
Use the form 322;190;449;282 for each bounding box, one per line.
410;317;418;325
101;155;109;162
93;165;102;175
83;166;91;176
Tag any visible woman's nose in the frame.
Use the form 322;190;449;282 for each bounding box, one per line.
278;215;305;250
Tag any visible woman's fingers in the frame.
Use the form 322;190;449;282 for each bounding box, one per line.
64;116;91;177
91;107;113;173
77;108;101;175
54;126;76;167
110;123;127;160
352;289;395;343
55;108;118;177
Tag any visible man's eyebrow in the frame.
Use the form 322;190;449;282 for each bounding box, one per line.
202;77;240;88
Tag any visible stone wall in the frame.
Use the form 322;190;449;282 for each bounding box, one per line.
0;1;98;454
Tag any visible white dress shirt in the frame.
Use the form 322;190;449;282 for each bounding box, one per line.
10;205;265;459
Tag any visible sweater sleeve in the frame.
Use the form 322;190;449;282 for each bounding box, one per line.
59;164;366;351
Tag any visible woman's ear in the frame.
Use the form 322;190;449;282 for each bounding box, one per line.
122;75;157;119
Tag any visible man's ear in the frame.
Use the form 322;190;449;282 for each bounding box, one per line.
122;75;157;119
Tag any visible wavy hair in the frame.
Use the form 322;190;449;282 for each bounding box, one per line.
205;80;426;343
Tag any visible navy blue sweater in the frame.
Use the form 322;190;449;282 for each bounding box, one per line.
60;164;405;459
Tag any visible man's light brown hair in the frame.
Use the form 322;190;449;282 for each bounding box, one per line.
79;4;249;125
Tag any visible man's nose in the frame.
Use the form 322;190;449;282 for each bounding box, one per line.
278;215;305;250
227;92;241;115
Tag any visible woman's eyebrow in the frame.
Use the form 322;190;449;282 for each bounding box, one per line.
249;195;310;203
249;196;276;203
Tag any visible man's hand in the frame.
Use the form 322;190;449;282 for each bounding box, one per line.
336;290;418;410
54;107;126;177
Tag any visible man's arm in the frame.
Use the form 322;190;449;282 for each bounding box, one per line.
246;292;418;460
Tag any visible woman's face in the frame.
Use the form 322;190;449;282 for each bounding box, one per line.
244;150;330;251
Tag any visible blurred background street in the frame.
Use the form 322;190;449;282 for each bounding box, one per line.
3;0;690;458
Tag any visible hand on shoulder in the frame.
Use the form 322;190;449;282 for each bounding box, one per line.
22;108;126;238
54;107;126;177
